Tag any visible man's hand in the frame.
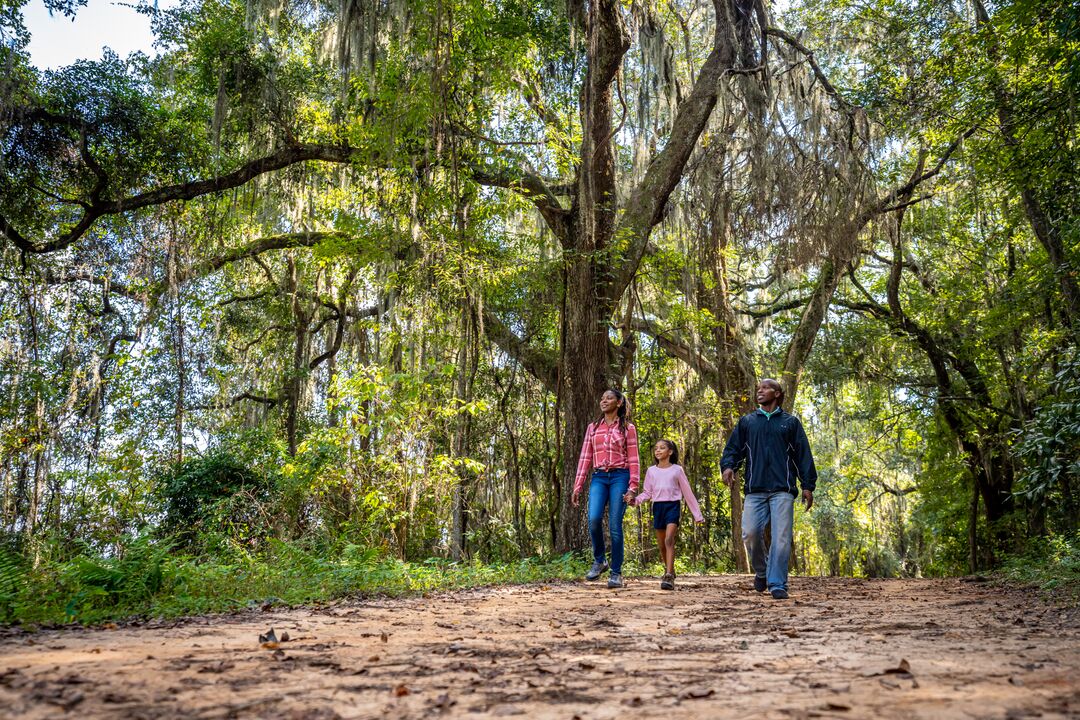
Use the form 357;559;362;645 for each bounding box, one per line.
802;489;814;510
722;468;735;488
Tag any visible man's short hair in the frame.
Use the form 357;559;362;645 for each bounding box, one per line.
761;378;785;401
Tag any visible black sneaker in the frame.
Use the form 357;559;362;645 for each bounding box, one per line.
754;576;767;592
660;574;674;591
771;588;789;600
585;561;609;581
607;573;624;588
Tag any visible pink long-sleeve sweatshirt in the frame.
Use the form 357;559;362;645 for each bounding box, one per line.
633;464;704;522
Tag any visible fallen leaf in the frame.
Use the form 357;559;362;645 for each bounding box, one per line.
101;692;133;704
197;661;235;674
380;632;389;643
824;702;851;711
393;684;410;697
681;687;714;699
280;631;290;642
430;693;456;710
259;628;278;644
884;659;912;675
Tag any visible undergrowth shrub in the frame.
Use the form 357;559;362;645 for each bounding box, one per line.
2;536;584;625
157;451;271;548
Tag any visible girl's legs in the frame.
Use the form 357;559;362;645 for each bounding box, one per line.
654;529;668;570
664;524;678;576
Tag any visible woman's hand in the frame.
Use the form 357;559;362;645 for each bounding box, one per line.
571;490;580;507
622;491;635;504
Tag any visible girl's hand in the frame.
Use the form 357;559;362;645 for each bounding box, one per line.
622;491;635;504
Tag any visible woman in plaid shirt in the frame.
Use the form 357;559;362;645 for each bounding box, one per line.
570;389;640;588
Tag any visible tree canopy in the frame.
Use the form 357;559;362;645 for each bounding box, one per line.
0;0;1076;590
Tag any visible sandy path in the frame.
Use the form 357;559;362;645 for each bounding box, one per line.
1;576;1077;719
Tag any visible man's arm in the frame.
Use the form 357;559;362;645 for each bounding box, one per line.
720;418;745;488
790;417;817;509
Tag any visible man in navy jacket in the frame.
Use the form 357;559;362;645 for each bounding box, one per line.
721;379;817;600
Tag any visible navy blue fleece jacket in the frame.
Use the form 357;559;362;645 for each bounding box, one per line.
720;407;817;496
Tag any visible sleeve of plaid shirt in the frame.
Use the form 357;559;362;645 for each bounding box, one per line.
573;424;594;496
626;423;640;493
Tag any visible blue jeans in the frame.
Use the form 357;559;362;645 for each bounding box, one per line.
742;491;795;591
587;469;629;573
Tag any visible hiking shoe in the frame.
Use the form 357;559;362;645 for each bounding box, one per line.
660;574;675;591
607;573;624;589
771;588;789;600
585;561;608;581
754;576;767;592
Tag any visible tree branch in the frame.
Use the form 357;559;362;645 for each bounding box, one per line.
766;27;853;108
1;142;363;255
480;308;558;393
604;0;737;304
471;164;571;243
629;317;721;388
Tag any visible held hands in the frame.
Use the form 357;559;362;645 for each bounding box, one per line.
622;491;635;505
802;489;814;511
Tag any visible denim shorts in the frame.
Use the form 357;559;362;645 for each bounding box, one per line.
652;500;681;529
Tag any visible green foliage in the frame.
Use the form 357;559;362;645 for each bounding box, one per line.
0;536;583;625
156;452;271;547
0;545;24;622
1015;351;1080;534
998;533;1080;597
1;0;1078;626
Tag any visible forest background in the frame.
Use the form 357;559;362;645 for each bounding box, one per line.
0;0;1077;624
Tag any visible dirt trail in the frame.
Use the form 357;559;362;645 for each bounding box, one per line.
1;576;1078;719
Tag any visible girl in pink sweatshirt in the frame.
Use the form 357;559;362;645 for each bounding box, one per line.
624;439;703;590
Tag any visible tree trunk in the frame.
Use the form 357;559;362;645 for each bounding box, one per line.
170;246;186;465
556;255;615;552
285;255;310;456
968;474;979;574
450;298;478;561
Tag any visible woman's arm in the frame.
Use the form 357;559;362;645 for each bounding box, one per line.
625;424;641;493
572;425;594;498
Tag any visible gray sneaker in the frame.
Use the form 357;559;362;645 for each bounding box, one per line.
607;573;624;589
585;561;608;581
